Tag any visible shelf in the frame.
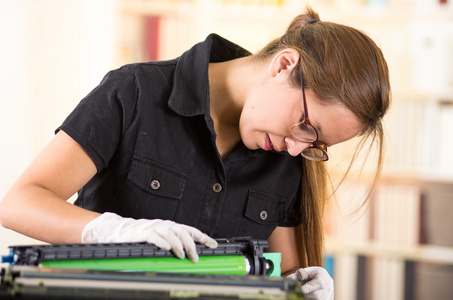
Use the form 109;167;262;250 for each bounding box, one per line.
381;169;453;185
392;88;453;103
325;238;453;265
328;161;453;186
119;0;453;22
324;5;453;23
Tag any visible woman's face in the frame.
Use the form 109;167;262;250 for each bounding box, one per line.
239;76;362;157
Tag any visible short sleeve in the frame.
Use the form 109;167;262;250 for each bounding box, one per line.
278;183;302;227
56;67;138;172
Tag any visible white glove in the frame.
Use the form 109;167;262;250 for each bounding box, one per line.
286;267;334;300
81;212;218;263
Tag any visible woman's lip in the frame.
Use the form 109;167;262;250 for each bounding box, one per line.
265;134;273;151
265;134;279;152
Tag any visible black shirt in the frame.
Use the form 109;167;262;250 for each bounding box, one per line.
57;34;303;240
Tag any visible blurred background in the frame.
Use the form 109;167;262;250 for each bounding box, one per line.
1;0;452;299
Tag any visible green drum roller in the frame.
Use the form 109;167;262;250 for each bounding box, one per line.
3;238;282;277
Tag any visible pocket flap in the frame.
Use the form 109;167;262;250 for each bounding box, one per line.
244;190;287;225
128;157;186;200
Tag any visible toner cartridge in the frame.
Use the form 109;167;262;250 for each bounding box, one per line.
2;237;281;277
1;238;309;299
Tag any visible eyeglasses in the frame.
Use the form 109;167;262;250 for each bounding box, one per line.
291;69;329;161
280;38;328;161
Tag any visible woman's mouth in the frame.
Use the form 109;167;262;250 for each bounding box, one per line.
265;134;277;151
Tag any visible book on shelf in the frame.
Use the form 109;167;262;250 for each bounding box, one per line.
383;98;453;178
410;21;453;93
370;257;405;300
406;261;453;300
368;184;421;300
438;102;453;175
333;254;360;300
420;185;453;247
143;16;160;61
373;184;421;247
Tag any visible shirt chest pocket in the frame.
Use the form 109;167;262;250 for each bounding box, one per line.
244;190;287;225
128;156;187;200
238;190;288;239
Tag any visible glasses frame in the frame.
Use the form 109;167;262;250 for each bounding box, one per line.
291;68;329;162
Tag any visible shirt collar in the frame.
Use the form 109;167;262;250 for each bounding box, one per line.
168;34;250;116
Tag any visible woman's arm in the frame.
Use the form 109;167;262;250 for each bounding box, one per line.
0;130;218;262
269;226;334;299
267;225;305;275
0;130;100;243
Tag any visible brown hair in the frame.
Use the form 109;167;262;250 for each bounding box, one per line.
256;7;391;267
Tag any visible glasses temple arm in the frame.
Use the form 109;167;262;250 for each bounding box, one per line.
299;67;309;120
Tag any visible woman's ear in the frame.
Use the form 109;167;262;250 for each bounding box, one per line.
269;49;300;78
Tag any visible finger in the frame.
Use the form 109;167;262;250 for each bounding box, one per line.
301;279;324;295
285;272;298;281
298;267;333;298
158;229;185;259
297;268;311;281
299;267;333;285
183;226;218;248
176;228;199;263
144;232;171;251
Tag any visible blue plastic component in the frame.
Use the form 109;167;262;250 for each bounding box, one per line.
1;250;14;264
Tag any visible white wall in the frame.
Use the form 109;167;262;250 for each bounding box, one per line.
0;0;117;262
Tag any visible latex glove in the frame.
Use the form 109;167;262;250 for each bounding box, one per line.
286;267;334;300
82;212;218;263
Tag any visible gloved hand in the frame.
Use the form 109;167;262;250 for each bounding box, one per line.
286;267;334;300
81;212;218;263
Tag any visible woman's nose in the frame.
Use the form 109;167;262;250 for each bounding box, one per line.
285;136;310;157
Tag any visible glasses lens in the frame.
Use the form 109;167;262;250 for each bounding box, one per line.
292;124;317;142
302;146;328;161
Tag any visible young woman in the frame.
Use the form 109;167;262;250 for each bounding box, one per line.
0;7;390;299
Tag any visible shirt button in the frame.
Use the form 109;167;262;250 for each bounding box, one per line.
212;183;222;193
260;210;268;220
150;179;161;190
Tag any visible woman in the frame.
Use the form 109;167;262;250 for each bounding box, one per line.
0;6;390;299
